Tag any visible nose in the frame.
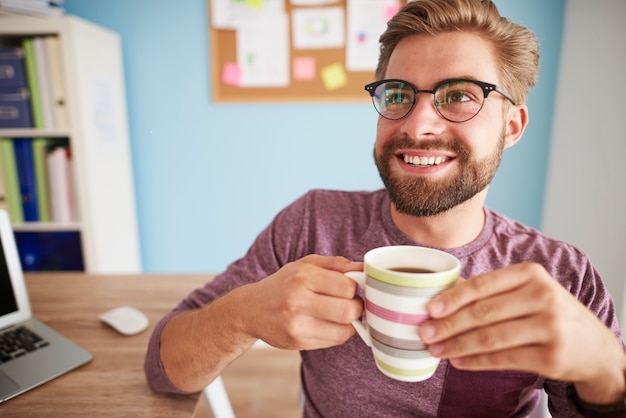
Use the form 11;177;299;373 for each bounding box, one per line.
399;92;446;139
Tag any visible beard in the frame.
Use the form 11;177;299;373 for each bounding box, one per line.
374;130;506;217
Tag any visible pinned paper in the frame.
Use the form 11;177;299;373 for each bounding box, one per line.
236;13;290;87
291;0;339;4
346;0;400;71
293;57;316;80
291;7;345;49
210;0;285;29
222;62;242;86
320;62;347;91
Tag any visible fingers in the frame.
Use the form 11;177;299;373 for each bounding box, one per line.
278;263;364;325
420;270;554;345
262;291;363;350
447;345;556;374
306;292;364;325
250;255;365;350
426;263;547;319
282;318;358;350
417;263;558;367
426;314;552;360
294;255;363;299
416;262;623;385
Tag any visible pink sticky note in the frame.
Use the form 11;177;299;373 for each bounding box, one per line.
222;62;241;86
293;57;316;81
385;5;401;22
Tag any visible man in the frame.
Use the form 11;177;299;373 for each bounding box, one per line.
145;0;626;416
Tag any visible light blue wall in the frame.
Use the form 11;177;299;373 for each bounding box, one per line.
63;0;564;273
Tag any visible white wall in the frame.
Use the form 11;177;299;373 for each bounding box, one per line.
543;0;626;336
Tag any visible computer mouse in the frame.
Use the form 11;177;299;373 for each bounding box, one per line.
99;306;149;336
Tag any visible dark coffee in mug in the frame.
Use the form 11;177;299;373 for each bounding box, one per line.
388;267;438;274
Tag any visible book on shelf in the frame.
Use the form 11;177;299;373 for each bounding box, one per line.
21;38;43;128
0;87;33;128
0;138;73;224
0;46;27;88
46;144;76;222
32;137;59;221
0;142;8;213
32;37;54;129
16;36;66;130
0;138;23;222
0;46;33;128
13;137;39;221
43;36;68;130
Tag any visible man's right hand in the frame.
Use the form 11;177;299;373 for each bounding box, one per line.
240;255;364;350
159;254;363;393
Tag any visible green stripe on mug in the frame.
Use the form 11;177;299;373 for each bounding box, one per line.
374;357;440;378
366;275;456;296
365;263;459;288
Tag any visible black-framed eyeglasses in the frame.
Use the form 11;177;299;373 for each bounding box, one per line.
364;78;516;123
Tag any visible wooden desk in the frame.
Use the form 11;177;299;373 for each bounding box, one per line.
4;273;204;417
2;273;303;418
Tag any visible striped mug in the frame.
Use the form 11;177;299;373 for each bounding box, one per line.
347;245;460;382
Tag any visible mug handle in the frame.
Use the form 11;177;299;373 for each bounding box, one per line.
345;271;372;347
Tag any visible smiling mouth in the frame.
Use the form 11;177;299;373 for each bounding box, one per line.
402;154;449;166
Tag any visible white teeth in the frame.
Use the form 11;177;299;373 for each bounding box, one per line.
403;154;446;166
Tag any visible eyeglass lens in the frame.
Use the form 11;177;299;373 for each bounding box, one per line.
371;80;487;122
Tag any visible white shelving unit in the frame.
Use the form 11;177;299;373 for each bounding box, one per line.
0;15;141;273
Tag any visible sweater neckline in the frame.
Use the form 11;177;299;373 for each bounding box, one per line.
378;189;495;259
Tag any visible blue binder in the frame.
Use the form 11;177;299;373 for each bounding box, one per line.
0;88;33;128
0;47;27;88
13;138;39;222
14;230;85;271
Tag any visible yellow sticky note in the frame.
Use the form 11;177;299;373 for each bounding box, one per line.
245;0;264;9
321;63;347;91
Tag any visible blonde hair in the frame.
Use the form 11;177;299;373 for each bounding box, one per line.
376;0;539;104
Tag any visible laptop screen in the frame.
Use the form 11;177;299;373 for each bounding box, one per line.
0;234;18;317
0;210;32;329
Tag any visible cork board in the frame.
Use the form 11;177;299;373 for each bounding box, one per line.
208;0;403;103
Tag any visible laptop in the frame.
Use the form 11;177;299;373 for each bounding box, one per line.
0;209;92;403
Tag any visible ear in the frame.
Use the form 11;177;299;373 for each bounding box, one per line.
503;104;528;149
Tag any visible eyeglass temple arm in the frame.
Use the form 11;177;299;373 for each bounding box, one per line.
493;85;516;105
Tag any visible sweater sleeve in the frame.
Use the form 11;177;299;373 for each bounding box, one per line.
144;310;193;394
143;192;316;394
544;252;625;416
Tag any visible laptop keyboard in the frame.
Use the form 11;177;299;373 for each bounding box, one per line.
0;326;50;364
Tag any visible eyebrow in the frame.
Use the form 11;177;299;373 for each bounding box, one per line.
388;75;484;89
433;75;482;86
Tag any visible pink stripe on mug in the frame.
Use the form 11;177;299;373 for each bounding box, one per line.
366;300;430;325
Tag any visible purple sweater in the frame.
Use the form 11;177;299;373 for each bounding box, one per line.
145;189;623;417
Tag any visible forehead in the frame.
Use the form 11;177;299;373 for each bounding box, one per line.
385;32;501;86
